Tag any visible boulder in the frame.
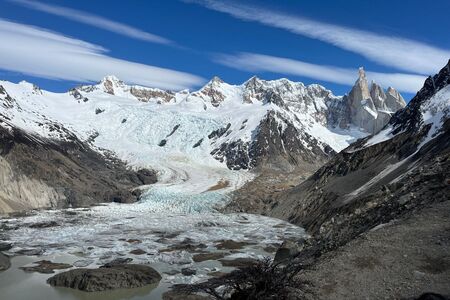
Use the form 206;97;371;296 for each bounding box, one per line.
129;249;146;255
0;252;10;271
215;240;253;250
0;242;12;251
20;260;72;274
219;257;258;268
102;257;132;267
47;264;161;292
192;252;226;262
273;239;306;264
181;268;197;276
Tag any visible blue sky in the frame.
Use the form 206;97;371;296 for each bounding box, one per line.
0;0;449;99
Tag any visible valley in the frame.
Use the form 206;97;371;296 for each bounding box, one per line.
0;61;449;299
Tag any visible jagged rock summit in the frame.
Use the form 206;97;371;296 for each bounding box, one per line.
347;67;406;134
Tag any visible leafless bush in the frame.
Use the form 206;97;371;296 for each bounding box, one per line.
173;255;313;300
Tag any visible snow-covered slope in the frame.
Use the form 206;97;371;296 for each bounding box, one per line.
0;71;406;201
365;62;450;149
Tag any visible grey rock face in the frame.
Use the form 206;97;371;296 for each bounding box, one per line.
347;67;406;134
385;87;407;111
370;81;387;110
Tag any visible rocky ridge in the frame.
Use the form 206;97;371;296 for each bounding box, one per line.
0;70;404;170
262;60;450;251
192;71;405;170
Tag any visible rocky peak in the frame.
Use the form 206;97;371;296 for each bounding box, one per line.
351;67;372;102
244;76;262;89
370;81;386;110
348;68;377;133
193;76;227;107
0;84;15;109
101;75;122;84
17;81;42;95
390;59;450;135
347;67;406;134
209;76;224;84
243;76;265;103
358;67;366;79
99;75;125;95
385;87;406;111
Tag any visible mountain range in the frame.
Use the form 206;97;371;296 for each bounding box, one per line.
231;60;450;251
0;67;409;213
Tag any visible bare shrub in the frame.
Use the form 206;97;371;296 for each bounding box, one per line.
173;255;313;300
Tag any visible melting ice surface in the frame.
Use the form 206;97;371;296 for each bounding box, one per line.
1;181;307;291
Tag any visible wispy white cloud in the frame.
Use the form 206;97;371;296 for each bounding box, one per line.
215;53;426;93
10;0;172;45
0;19;204;90
188;0;450;75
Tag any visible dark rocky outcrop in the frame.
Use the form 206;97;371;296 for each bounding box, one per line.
47;264;161;292
193;138;203;148
208;123;231;139
0;125;156;213
181;268;197;276
166;124;180;137
211;111;334;170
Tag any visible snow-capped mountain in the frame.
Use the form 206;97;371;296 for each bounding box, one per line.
0;69;405;176
264;60;450;249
